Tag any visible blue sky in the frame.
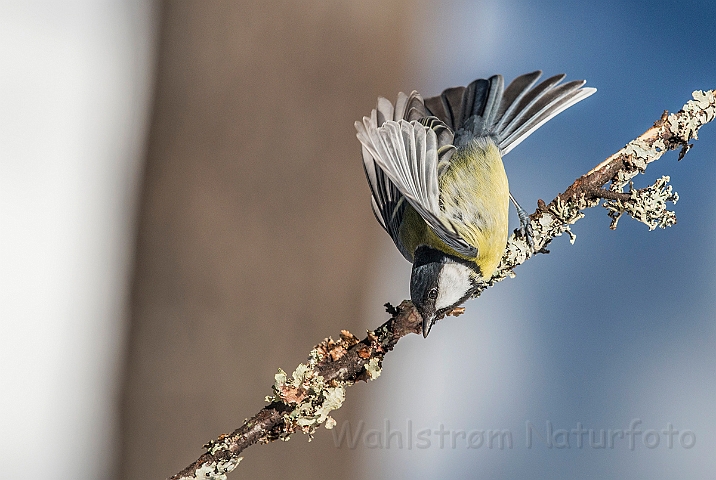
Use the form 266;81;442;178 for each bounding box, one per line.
357;0;716;478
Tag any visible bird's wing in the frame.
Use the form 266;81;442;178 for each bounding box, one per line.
358;92;416;260
423;71;596;153
492;73;596;154
356;108;476;258
424;74;504;138
360;136;410;260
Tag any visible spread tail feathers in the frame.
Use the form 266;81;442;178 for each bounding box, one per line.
423;71;596;154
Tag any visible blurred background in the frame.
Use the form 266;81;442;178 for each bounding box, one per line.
1;1;714;479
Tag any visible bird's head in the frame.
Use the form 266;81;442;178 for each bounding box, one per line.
410;246;479;337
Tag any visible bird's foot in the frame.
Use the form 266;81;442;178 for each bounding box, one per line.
515;203;535;253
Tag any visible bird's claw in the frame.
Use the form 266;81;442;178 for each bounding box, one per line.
515;206;535;253
509;192;536;254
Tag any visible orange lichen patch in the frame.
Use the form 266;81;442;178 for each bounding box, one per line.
278;385;307;404
339;330;360;347
314;329;363;362
329;345;347;361
356;345;372;359
447;306;466;317
314;338;337;361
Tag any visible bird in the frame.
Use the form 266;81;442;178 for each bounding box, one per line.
355;71;595;337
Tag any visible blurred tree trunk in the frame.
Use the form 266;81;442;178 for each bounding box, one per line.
117;1;411;479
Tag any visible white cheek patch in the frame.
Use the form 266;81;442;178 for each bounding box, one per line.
435;263;472;310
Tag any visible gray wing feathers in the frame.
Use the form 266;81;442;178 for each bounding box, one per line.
362;143;400;229
361;150;411;260
420;116;456;174
357;119;440;216
423;70;595;154
405;91;429;121
424;75;504;141
361;91;432;260
423;88;457;129
496;78;596;154
478;75;504;135
356;115;477;257
493;71;544;131
377;90;419;124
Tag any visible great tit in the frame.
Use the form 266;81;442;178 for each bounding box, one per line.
355;71;595;337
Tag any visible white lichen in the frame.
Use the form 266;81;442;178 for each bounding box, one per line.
623;139;652;171
669;90;716;141
324;416;337;430
181;457;243;480
611;168;637;192
604;176;678;230
365;357;382;380
265;363;347;438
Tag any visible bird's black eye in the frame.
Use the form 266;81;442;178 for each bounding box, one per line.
428;288;438;300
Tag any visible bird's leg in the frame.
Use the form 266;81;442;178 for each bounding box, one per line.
509;192;535;252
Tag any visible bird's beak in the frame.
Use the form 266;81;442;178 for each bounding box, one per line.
421;313;435;338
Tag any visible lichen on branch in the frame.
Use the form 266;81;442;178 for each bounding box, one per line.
605;176;679;230
170;89;715;480
485;90;715;290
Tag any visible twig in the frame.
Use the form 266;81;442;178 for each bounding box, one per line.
170;303;422;480
169;90;715;480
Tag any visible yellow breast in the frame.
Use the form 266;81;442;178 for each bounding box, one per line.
399;139;510;280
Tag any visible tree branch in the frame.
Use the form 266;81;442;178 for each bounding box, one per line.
169;90;715;480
